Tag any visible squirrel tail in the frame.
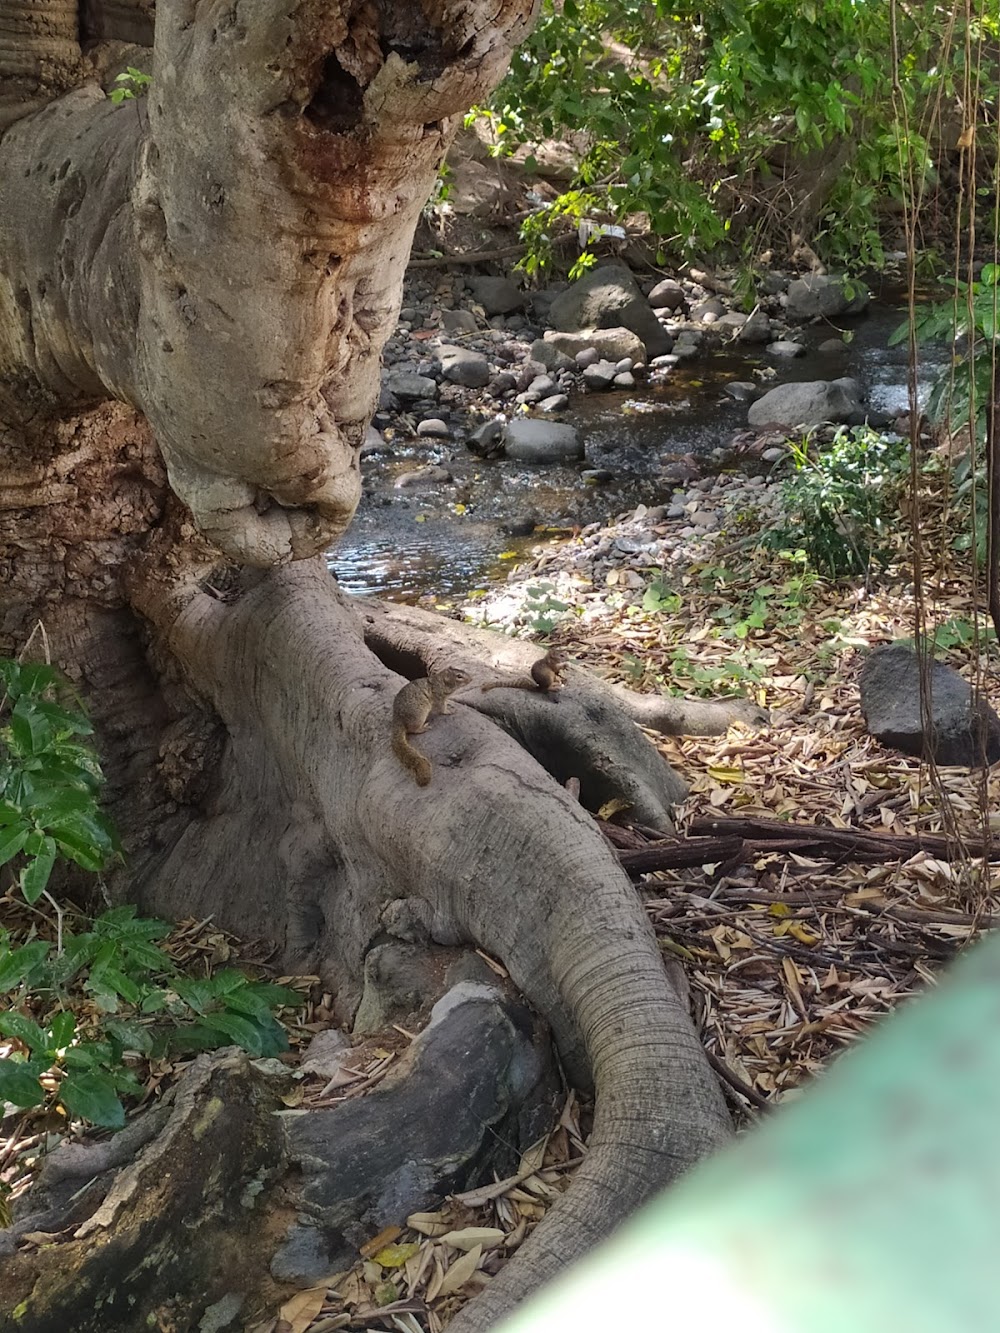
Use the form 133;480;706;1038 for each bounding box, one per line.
481;676;535;693
392;726;431;786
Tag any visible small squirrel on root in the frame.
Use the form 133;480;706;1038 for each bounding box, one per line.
481;649;565;701
391;665;471;787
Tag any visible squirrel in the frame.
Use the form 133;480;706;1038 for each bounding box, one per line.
480;648;565;700
391;665;471;786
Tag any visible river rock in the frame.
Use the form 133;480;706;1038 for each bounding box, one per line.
647;278;686;310
613;371;635;388
385;370;438;402
724;381;758;403
467;275;526;315
748;378;864;428
416;418;450;438
583;360;618;390
818;337;849;354
537;394;569;412
466;418;505;456
437;343;491;389
545;327;648;363
691;297;727;323
440;309;478;334
394;464;453;488
859;642;1000;767
746;378;864;429
738;309;773;343
504;418;583;462
786;274;870;319
767;340;807;357
546;263;672;357
529;338;574;371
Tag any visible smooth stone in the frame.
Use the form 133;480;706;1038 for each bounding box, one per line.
416;418;450;438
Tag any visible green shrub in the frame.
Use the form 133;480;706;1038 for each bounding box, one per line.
768;428;909;577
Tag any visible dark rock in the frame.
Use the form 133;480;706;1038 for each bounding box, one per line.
582;360;618;390
529;338;575;372
467;275;526;315
724;381;758;403
582;469;614;484
386;370;438;402
499;514;538;537
504;418;583;462
818;337;849;354
466;418;505;456
859;642;1000;767
758;272;788;296
547;262;672;357
691;297;727;323
279;982;559;1264
440;309;478;335
738;309;773;343
786;274;870;319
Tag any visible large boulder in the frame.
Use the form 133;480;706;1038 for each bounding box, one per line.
384;369;438;402
547;264;672;357
747;377;864;429
504;418;583;462
859;642;1000;767
543;326;647;363
786;274;870;320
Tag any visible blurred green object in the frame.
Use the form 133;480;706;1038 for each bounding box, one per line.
502;928;1000;1332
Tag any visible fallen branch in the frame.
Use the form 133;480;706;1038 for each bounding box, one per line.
686;814;997;864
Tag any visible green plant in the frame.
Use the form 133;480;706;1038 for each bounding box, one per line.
767;428;909;577
521;583;571;634
642;579;682;614
0;660;119;905
477;0;967;271
109;66;151;106
0;907;302;1128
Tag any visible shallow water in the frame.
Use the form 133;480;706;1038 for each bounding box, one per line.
329;298;946;600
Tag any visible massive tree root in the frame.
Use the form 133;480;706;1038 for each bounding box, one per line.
124;558;733;1330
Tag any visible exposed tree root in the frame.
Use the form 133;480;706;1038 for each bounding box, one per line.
127;560;732;1329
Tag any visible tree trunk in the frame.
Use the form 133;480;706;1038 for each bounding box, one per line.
0;4;737;1326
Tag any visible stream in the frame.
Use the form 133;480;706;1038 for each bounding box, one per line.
329;297;943;601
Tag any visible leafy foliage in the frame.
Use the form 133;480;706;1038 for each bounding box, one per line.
474;0;986;270
0;907;302;1128
0;659;303;1131
109;66;151;106
768;428;910;577
0;661;119;904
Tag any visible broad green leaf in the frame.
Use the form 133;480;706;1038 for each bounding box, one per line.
58;1072;126;1128
47;1009;76;1050
0;1059;45;1108
20;837;57;904
197;1011;265;1055
0;825;29;867
0;940;50;992
0;1011;47;1052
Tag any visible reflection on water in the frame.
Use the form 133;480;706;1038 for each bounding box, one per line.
330;299;948;600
